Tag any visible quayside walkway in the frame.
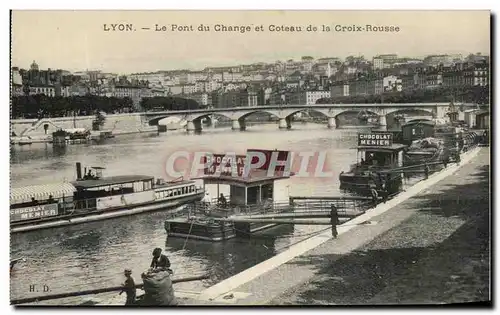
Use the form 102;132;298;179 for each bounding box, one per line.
186;147;490;305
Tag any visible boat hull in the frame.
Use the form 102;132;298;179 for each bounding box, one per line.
234;222;278;236
164;220;278;242
339;172;403;196
165;220;237;241
403;147;448;167
10;192;204;234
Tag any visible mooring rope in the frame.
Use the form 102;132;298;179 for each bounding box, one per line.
182;219;196;250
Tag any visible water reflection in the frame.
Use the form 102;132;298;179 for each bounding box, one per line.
165;224;296;286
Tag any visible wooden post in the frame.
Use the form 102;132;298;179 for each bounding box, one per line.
10;275;209;305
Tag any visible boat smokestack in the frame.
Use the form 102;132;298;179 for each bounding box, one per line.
76;162;82;180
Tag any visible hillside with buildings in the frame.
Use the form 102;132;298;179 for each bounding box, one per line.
10;53;490;119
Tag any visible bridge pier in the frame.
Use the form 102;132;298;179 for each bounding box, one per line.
186;120;203;132
279;117;292;130
378;115;387;131
232;119;246;131
186;120;196;132
327;117;337;129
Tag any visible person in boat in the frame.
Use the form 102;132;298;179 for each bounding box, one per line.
119;269;136;306
202;192;211;205
330;205;339;238
150;248;172;272
218;194;227;207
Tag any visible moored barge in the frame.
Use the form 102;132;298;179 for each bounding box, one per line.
164;149;294;242
10;163;204;233
339;132;406;195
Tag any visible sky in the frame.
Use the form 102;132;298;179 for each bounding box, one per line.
11;10;490;74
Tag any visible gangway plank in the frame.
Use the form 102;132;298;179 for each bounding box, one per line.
212;217;351;225
230;211;362;220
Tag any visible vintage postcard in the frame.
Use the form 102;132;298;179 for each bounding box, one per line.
9;10;491;306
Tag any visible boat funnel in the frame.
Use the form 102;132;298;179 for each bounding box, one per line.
76;162;82;180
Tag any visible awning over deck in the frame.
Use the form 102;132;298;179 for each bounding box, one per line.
193;169;291;187
10;182;77;205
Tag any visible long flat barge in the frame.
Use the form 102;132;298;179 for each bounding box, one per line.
10;163;204;233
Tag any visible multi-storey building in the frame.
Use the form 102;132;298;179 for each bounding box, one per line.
178;71;207;84
330;82;350;97
239;88;259;107
129;72;168;86
285;90;330;105
183;92;210;106
424;73;443;89
270;90;287;105
423;55;455;67
373;58;384;70
401;74;417;91
168;85;183;95
11;84;24;96
473;63;489;86
442;71;465;87
182;84;197;94
383;75;403;92
349;79;376;96
258;87;272;105
28;86;56;97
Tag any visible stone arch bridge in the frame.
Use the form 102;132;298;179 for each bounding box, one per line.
144;103;466;132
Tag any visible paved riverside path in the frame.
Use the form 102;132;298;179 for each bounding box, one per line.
186;147;490;305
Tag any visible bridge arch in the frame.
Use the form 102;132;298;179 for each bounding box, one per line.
385;108;435;117
282;108;330;120
384;108;435;130
333;109;380;119
237;110;281;121
148;112;234;126
406;118;433;124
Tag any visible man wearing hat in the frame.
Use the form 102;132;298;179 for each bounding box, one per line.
150;248;171;271
120;269;136;305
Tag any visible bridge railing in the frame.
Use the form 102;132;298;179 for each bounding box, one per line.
289;196;375;215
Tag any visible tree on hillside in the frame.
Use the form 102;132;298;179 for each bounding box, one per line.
92;111;106;131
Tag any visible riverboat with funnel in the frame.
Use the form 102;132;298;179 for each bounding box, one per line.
164;149;294;242
10;163;204;233
339;132;406;195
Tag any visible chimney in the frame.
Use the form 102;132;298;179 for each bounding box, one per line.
76;162;82;180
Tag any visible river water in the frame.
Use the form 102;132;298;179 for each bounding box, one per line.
10;123;369;304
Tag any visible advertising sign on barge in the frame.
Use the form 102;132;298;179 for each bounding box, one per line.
358;133;393;147
340;133;407;195
10;203;59;222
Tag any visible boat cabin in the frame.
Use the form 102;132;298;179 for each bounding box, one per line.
194;149;293;213
10;183;77;223
353;133;407;172
71;163;155;210
401;120;436;144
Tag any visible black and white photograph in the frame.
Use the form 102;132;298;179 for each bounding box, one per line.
8;9;491;307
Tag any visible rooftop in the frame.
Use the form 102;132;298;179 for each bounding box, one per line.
355;143;407;152
71;175;154;189
194;170;291;185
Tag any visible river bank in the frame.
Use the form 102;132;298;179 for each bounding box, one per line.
181;147;489;305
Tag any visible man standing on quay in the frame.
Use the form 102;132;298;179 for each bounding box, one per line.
330;205;339;238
